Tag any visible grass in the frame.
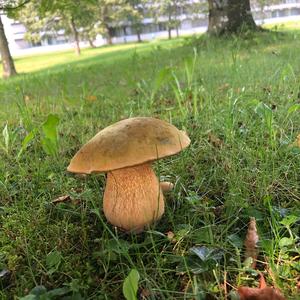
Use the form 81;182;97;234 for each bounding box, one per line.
264;20;300;31
0;30;300;299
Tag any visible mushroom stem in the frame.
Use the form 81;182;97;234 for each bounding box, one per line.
160;181;174;193
103;163;164;232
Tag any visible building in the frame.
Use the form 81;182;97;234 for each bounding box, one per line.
1;0;300;56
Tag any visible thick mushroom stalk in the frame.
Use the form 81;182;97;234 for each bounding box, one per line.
103;163;164;232
67;117;191;232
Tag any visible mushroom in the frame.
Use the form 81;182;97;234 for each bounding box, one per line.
160;181;174;192
67;117;190;232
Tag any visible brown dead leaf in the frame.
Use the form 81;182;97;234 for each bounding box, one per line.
208;133;224;148
218;83;230;91
75;173;87;179
24;95;31;105
179;275;191;294
262;86;271;95
290;133;300;148
238;273;286;300
140;288;151;299
244;217;259;269
51;195;71;204
86;95;97;102
119;79;127;86
238;286;286;300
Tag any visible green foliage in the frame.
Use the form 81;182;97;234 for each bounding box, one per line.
14;0;98;50
46;250;62;275
122;269;140;300
41;114;60;156
0;31;300;299
19;285;73;300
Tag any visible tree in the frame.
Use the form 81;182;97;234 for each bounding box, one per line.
14;2;60;46
153;0;192;39
207;0;258;35
251;0;280;24
125;0;146;42
0;14;17;78
96;0;134;45
0;0;34;78
15;0;98;55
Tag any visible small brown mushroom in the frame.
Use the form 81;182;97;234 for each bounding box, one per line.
160;181;174;192
67;117;190;232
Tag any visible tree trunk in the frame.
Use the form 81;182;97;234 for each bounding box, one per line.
70;17;80;55
176;26;179;37
207;0;257;35
107;35;112;45
136;27;142;43
105;25;113;45
88;38;96;48
0;15;17;79
168;27;172;39
122;27;127;43
168;7;172;39
137;32;142;42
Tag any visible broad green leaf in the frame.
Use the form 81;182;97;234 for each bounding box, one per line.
106;239;131;254
41;114;59;156
280;215;299;227
30;285;47;296
19;295;36;300
227;233;243;249
122;269;140;300
46;287;70;297
192;227;212;243
190;246;223;262
46;250;62;275
279;237;294;248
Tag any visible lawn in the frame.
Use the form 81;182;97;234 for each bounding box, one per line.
0;31;300;299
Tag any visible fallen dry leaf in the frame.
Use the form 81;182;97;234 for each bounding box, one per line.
75;173;87;179
238;273;286;300
218;83;230;91
290;133;300;148
244;217;259;269
208;132;224;148
238;286;286;300
119;79;127;86
140;288;151;299
51;195;71;204
86;95;97;102
24;95;31;104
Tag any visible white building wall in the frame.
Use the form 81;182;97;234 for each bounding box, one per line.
1;14;28;52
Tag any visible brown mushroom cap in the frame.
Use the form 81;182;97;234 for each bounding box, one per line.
67;117;190;174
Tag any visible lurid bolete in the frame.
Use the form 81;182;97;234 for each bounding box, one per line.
67;117;190;232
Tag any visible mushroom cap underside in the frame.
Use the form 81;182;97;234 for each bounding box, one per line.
67;117;190;174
